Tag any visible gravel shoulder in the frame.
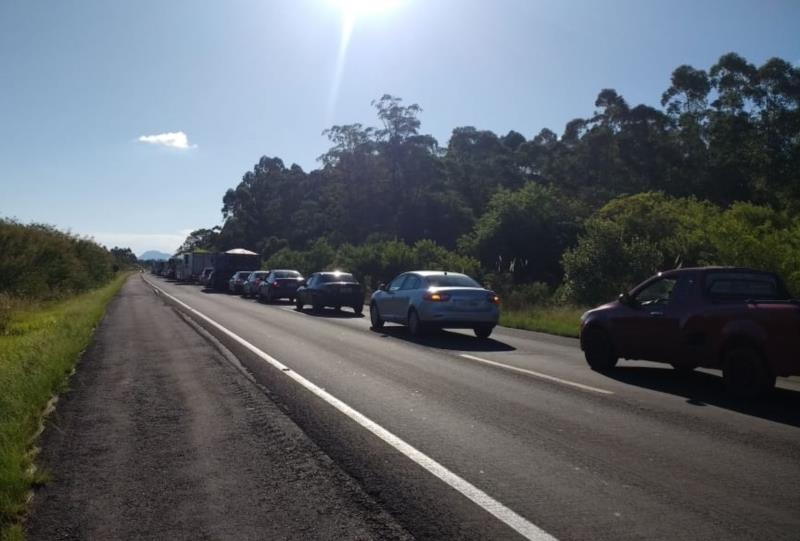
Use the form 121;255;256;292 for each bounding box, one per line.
25;276;411;541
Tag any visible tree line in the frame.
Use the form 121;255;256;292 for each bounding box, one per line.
0;220;136;301
182;52;800;304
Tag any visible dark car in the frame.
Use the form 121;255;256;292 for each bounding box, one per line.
228;270;252;294
295;272;364;314
243;270;269;298
580;267;800;397
258;269;304;303
199;266;214;286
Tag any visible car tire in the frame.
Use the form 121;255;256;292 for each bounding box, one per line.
474;325;493;339
583;327;618;371
722;345;775;398
408;309;424;337
370;303;384;330
266;289;274;304
295;297;304;311
312;299;323;313
353;304;363;316
670;363;696;375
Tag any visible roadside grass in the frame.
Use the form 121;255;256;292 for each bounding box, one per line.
0;274;128;540
499;305;586;338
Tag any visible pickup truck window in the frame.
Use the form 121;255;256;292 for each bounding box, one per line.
634;278;677;307
705;272;786;300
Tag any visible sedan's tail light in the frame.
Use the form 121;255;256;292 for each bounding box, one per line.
272;281;279;288
488;293;501;304
424;291;451;302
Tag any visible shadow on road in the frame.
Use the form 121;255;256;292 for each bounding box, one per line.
603;366;800;428
372;326;515;352
296;307;365;319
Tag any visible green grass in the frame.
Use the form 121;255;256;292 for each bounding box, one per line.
499;305;586;338
0;274;128;540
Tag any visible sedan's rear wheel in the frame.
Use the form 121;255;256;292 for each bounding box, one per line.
295;297;304;311
583;328;618;371
474;325;493;339
370;303;384;330
353;304;363;316
408;309;424;338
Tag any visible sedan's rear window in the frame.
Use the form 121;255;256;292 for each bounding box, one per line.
425;274;480;288
320;273;355;283
705;272;789;300
274;271;301;278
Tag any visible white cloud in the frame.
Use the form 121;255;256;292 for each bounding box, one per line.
137;131;196;149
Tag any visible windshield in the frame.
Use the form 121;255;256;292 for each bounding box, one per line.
424;274;480;288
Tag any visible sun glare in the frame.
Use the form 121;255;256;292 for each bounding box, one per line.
326;0;405;125
331;0;403;17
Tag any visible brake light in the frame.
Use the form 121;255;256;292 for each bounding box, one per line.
488;293;501;304
424;292;451;302
272;281;279;287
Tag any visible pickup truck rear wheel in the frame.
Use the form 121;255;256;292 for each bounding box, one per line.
722;346;775;398
583;328;618;371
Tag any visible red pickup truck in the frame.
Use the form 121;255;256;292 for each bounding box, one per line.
580;267;800;397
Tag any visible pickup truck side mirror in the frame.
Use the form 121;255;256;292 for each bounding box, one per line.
618;292;634;307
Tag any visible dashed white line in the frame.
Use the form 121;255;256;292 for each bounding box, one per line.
459;354;614;395
144;278;557;541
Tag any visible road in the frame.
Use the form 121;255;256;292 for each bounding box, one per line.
26;277;411;541
108;276;800;539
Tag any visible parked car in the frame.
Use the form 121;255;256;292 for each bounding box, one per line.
580;267;800;397
228;270;252;294
370;271;500;338
295;271;364;314
199;267;214;286
243;270;270;298
258;269;304;303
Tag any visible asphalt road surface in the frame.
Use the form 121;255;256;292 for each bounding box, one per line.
26;277;411;541
32;275;800;540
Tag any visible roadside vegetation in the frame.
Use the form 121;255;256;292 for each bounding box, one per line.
177;52;800;333
0;221;133;539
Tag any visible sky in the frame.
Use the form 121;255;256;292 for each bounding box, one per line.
1;0;798;257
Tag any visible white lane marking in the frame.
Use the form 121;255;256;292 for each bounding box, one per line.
459;354;613;395
144;278;557;541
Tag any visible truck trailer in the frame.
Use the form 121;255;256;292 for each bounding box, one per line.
209;249;261;291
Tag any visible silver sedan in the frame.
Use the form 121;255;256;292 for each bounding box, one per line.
370;271;500;338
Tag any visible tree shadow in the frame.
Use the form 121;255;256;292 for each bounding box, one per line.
372;325;516;352
602;366;800;428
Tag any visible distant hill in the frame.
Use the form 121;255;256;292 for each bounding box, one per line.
138;250;172;261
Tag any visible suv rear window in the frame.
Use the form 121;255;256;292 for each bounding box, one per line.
705;272;788;301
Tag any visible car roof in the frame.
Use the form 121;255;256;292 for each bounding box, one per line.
404;270;470;277
658;266;777;277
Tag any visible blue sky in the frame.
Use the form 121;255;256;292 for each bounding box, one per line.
1;0;798;256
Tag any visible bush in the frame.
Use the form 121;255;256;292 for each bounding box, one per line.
264;238;481;291
0;220;116;301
